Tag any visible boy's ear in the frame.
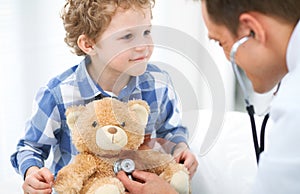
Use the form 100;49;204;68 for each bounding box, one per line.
77;35;96;55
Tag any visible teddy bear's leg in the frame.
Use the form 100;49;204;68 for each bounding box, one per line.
169;170;190;194
93;184;120;194
83;177;125;194
159;163;190;194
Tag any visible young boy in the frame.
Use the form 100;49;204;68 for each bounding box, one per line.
10;0;198;193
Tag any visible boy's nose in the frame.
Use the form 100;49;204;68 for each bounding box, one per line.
132;35;153;51
134;44;148;51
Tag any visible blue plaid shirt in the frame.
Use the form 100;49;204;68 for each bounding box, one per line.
10;56;188;178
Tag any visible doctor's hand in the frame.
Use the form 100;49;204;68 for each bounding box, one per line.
173;142;198;179
117;170;178;194
23;166;54;194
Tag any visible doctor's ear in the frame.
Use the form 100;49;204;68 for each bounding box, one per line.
77;35;96;56
239;13;266;44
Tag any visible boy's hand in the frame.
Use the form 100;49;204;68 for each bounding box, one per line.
23;166;54;194
173;142;199;179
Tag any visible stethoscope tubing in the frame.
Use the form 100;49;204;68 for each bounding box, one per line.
230;35;269;164
230;36;251;106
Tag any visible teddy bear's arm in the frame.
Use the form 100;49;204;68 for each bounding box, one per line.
54;153;99;194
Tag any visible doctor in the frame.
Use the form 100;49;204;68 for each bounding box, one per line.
118;0;300;193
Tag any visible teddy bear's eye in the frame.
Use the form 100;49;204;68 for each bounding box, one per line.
120;122;126;127
92;121;98;128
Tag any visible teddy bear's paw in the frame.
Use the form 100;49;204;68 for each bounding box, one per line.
170;170;190;194
94;184;121;194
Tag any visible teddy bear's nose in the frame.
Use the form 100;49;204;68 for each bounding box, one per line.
108;127;117;134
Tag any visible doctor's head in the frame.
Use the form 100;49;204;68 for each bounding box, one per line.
201;0;300;93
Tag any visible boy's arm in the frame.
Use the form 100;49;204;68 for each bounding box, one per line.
155;71;189;145
10;86;60;179
154;70;198;178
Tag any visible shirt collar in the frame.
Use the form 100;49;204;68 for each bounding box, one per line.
75;56;143;100
286;20;300;72
118;76;139;99
75;56;102;99
118;66;152;100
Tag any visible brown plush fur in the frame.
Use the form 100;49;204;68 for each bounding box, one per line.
54;98;190;194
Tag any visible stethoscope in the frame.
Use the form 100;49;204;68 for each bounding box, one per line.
230;34;272;164
113;159;135;179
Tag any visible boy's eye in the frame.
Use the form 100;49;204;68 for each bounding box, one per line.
144;29;151;36
121;33;133;40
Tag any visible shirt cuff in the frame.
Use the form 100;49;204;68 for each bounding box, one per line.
20;159;44;180
170;135;188;145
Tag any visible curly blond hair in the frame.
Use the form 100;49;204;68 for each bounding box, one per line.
61;0;155;56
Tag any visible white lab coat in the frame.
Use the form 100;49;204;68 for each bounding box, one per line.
253;20;300;194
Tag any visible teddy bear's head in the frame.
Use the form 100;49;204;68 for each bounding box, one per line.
66;98;150;156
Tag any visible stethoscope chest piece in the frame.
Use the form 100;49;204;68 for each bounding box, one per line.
113;159;135;179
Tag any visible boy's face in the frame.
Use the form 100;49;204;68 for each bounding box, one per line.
93;7;153;77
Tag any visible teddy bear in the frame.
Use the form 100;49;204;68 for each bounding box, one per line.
54;97;190;194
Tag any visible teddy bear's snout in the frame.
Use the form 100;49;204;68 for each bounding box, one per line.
107;127;117;134
95;125;128;151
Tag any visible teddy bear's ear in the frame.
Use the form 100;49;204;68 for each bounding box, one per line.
65;105;85;129
128;100;150;126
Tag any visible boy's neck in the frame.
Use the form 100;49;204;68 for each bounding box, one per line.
98;73;131;96
87;61;131;96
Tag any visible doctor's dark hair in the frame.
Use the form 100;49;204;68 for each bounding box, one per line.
201;0;300;35
61;0;155;56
